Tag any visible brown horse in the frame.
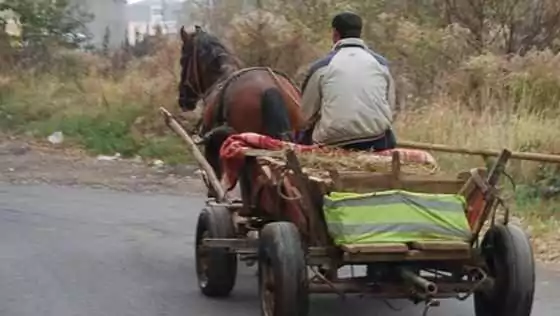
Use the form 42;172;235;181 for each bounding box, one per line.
177;25;306;196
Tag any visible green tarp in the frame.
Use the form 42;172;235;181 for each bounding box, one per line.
323;190;472;245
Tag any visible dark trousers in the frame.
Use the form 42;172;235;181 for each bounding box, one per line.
340;129;397;152
297;128;397;152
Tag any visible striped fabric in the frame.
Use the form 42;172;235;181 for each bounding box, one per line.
323;190;472;245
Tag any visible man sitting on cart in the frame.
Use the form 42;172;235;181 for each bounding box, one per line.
298;12;397;152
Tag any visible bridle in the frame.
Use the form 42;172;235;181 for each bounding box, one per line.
182;34;232;108
182;34;233;137
182;37;205;105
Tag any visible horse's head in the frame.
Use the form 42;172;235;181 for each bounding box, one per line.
178;25;238;111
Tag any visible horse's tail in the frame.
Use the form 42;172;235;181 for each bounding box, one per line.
260;87;293;142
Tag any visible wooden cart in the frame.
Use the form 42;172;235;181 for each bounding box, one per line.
160;108;543;316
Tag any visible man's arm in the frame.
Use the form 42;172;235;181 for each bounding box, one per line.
300;52;335;125
300;68;324;123
368;49;396;111
386;69;396;112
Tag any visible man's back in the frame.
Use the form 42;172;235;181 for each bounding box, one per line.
299;11;397;151
312;38;394;145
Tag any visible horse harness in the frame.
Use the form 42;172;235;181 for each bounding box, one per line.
182;33;302;141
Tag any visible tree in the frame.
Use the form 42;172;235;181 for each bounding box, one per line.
440;0;560;54
102;26;111;56
0;0;94;50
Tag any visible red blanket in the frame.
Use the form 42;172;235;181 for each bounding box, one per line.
219;132;438;190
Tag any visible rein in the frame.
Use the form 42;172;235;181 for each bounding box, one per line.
184;39;205;104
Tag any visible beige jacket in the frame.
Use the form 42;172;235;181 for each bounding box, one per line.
300;38;396;145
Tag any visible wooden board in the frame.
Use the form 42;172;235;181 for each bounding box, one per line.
307;245;472;264
340;241;470;254
407;241;470;252
333;172;469;194
342;249;472;262
340;243;409;254
256;156;470;195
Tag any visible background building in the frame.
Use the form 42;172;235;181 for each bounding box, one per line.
126;0;184;45
71;0;128;49
0;9;19;37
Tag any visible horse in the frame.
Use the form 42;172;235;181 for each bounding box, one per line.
177;25;306;197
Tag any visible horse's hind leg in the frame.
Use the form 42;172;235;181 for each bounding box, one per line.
260;87;293;141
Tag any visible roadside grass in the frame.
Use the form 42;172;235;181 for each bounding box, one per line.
0;59;192;164
518;200;560;263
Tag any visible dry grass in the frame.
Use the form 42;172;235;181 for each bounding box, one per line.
297;148;438;175
395;102;560;178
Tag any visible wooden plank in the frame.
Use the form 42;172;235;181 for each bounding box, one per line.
254;149;469;193
458;168;487;196
256;155;465;193
398;140;560;164
391;151;401;189
470;149;512;244
285;149;329;247
307;246;472;263
407;241;470;252
336;172;467;183
159;107;227;202
340;243;409;254
334;172;468;194
342;249;471;262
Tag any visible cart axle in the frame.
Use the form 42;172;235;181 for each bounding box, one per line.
400;268;438;296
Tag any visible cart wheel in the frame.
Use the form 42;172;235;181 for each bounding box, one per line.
195;206;238;297
474;224;535;316
258;222;309;316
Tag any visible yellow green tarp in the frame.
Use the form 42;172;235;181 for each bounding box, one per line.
323;190;472;245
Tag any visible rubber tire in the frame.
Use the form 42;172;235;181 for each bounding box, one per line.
195;206;238;297
258;222;309;316
474;224;535;316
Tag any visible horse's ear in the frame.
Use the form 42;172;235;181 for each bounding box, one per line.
180;25;189;42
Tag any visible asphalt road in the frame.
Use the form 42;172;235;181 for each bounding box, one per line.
0;183;558;316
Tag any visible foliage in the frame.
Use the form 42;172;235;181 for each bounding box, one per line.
0;0;93;65
439;0;560;54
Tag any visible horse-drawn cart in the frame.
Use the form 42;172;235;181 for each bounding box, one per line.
160;108;539;316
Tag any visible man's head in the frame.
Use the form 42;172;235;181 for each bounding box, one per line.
331;12;363;43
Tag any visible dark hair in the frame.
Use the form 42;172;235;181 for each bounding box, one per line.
331;12;363;38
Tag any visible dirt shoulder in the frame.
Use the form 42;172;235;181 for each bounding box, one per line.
0;137;206;196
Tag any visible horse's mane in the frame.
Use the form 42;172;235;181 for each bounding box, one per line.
191;30;241;70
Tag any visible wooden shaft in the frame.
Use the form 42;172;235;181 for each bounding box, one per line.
285;149;319;246
159;107;227;202
398;140;560;164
